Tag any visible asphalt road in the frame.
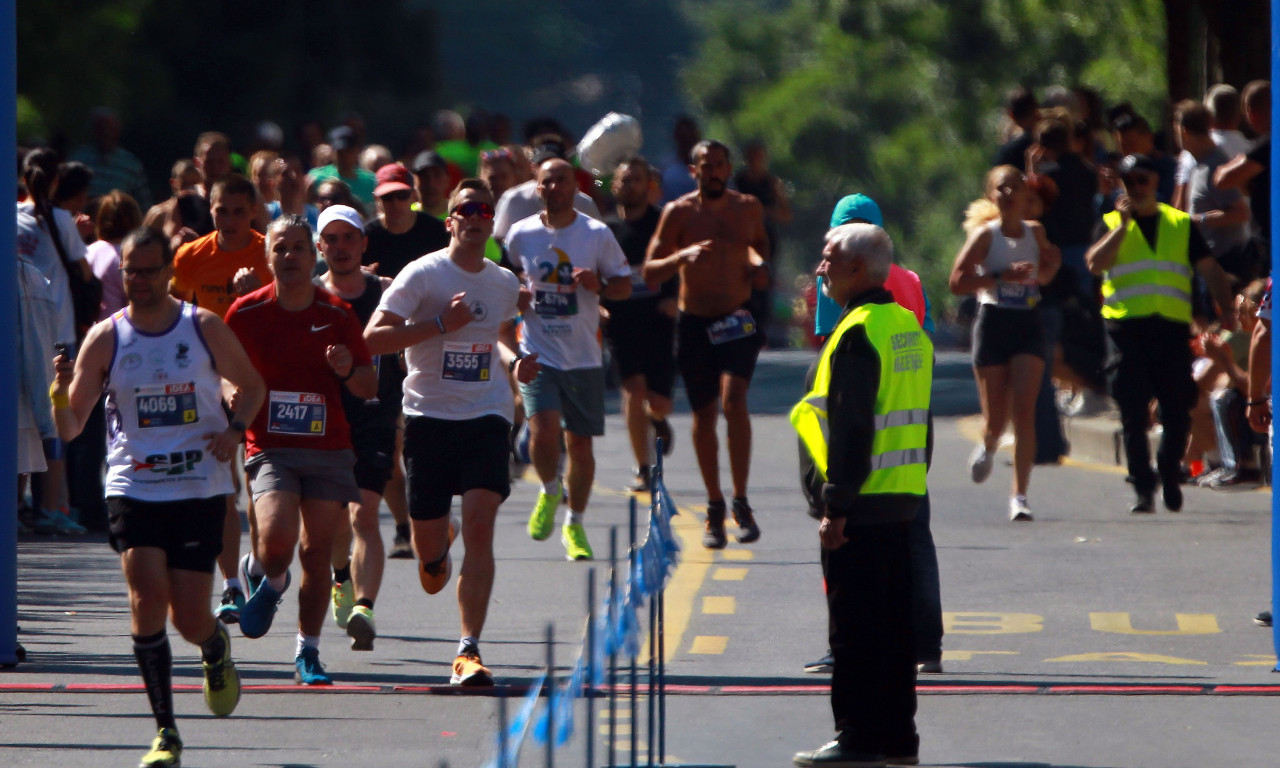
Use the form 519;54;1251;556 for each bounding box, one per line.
4;351;1278;767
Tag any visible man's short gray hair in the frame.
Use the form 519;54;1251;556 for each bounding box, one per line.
826;223;893;283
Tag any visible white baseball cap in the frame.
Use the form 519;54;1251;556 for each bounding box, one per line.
316;204;364;236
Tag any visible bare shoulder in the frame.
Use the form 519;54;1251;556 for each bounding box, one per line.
728;189;764;213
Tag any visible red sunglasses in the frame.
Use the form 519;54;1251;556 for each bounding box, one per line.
452;201;495;220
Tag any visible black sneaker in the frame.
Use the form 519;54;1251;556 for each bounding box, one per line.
1129;491;1155;514
1162;477;1183;512
214;587;245;625
1256;610;1273;627
389;530;414;559
651;417;674;456
702;500;727;550
804;652;833;674
793;739;886;767
731;497;760;543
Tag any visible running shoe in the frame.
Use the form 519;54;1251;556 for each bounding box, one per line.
804;652;833;674
294;646;332;685
347;605;377;651
1202;468;1264;490
214;587;245;625
1255;610;1273;627
239;555;289;639
528;483;562;540
1008;495;1033;522
561;522;594;561
968;445;994;484
451;645;494;686
651;417;674;456
628;465;652;493
916;660;944;674
732;497;761;543
419;521;456;595
389;529;414;559
33;508;87;536
139;727;182;768
1129;491;1155;514
702;500;727;550
1162;476;1183;512
201;623;240;717
331;579;354;629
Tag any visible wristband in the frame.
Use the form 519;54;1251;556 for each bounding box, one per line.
229;420;247;433
337;368;355;383
49;383;70;410
434;315;447;335
508;355;523;373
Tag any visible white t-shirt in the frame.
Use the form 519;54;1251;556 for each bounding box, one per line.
378;250;522;422
507;212;631;370
16;202;86;345
1211;128;1252;160
493;179;601;241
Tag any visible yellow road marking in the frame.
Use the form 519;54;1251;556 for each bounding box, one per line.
702;596;736;615
941;650;1019;661
690;635;728;654
720;549;754;561
1090;612;1221;635
1046;651;1207;665
712;567;749;581
1235;655;1279;666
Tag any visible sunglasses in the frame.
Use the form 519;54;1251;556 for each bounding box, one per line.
379;190;413;203
480;149;514;163
451;201;495;220
121;265;167;279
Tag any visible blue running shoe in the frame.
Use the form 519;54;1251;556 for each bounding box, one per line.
214;586;245;625
239;557;289;639
294;646;332;685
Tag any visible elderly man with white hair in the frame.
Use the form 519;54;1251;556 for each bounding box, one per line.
791;224;933;768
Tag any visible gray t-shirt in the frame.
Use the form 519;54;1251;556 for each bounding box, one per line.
1188;146;1248;256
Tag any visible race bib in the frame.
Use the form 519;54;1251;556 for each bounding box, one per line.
441;341;493;383
534;283;579;317
268;391;326;436
707;309;758;345
135;382;198;429
995;280;1040;308
629;265;657;299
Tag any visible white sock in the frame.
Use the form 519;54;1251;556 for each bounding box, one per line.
223;577;242;592
564;509;583;526
265;570;289;593
541;479;561;496
458;636;479;656
244;553;265;578
296;633;320;657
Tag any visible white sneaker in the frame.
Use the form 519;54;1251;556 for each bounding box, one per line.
1009;495;1033;522
968;444;994;483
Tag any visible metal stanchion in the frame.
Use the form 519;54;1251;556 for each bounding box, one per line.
586;568;596;768
545;623;555;768
648;590;657;767
496;688;509;768
628;497;639;768
608;526;619;768
658;587;667;765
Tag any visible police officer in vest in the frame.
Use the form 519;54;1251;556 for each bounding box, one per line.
1086;154;1236;514
792;223;932;768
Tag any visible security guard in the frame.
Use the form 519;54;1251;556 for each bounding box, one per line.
791;223;931;768
1086;154;1236;514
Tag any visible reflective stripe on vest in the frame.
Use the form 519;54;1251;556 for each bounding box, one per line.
790;301;932;497
1100;204;1193;323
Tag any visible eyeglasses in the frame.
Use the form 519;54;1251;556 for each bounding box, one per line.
451;201;495;220
379;190;413;203
120;265;167;279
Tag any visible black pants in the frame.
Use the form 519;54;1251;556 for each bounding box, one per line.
1106;318;1197;494
822;520;917;756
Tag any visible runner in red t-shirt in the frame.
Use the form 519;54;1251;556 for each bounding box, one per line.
224;214;376;685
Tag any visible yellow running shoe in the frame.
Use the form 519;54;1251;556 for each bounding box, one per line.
527;483;561;540
331;579;354;629
561;522;594;561
139;727;182;767
201;623;240;717
346;605;377;651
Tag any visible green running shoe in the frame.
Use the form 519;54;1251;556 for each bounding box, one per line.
347;605;377;651
561;522;594;561
202;623;240;717
139;727;182;767
331;579;354;629
527;483;561;541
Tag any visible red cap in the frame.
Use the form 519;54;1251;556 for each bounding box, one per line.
374;163;414;198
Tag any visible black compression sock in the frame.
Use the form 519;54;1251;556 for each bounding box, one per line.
333;564;352;584
133;630;176;731
356;598;374;610
395;523;410;539
199;624;226;665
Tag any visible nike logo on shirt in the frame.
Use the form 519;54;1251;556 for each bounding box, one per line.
311;324;331;332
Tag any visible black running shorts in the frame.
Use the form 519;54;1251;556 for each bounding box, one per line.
403;414;511;521
107;495;226;573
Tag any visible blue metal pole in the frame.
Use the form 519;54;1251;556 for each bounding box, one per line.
0;0;21;668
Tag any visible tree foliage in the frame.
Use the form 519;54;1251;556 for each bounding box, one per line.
680;0;1168;313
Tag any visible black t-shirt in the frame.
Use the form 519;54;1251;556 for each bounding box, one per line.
602;206;677;316
313;272;404;431
1247;135;1270;240
363;213;449;279
1091;211;1212;264
993;134;1033;168
1042;152;1098;248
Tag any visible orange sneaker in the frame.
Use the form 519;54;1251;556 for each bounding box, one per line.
451;646;494;686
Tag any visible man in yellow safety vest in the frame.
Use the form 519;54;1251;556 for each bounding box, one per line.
790;223;932;768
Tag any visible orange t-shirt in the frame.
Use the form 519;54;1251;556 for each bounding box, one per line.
171;230;271;316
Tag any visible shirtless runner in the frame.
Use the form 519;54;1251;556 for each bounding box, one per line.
644;139;771;548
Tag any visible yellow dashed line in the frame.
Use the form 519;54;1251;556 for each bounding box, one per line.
712;567;748;581
689;635;728;654
701;596;735;615
720;548;754;561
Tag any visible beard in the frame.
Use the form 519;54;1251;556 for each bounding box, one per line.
700;182;726;199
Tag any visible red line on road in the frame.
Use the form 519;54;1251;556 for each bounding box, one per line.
1046;685;1205;694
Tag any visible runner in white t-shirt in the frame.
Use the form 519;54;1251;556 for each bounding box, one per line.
366;179;537;686
505;158;632;561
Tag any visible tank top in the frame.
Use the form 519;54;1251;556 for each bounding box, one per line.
977;219;1040;309
103;302;234;501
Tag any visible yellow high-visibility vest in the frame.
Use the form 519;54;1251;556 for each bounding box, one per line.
790;300;932;496
1100;204;1193;323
